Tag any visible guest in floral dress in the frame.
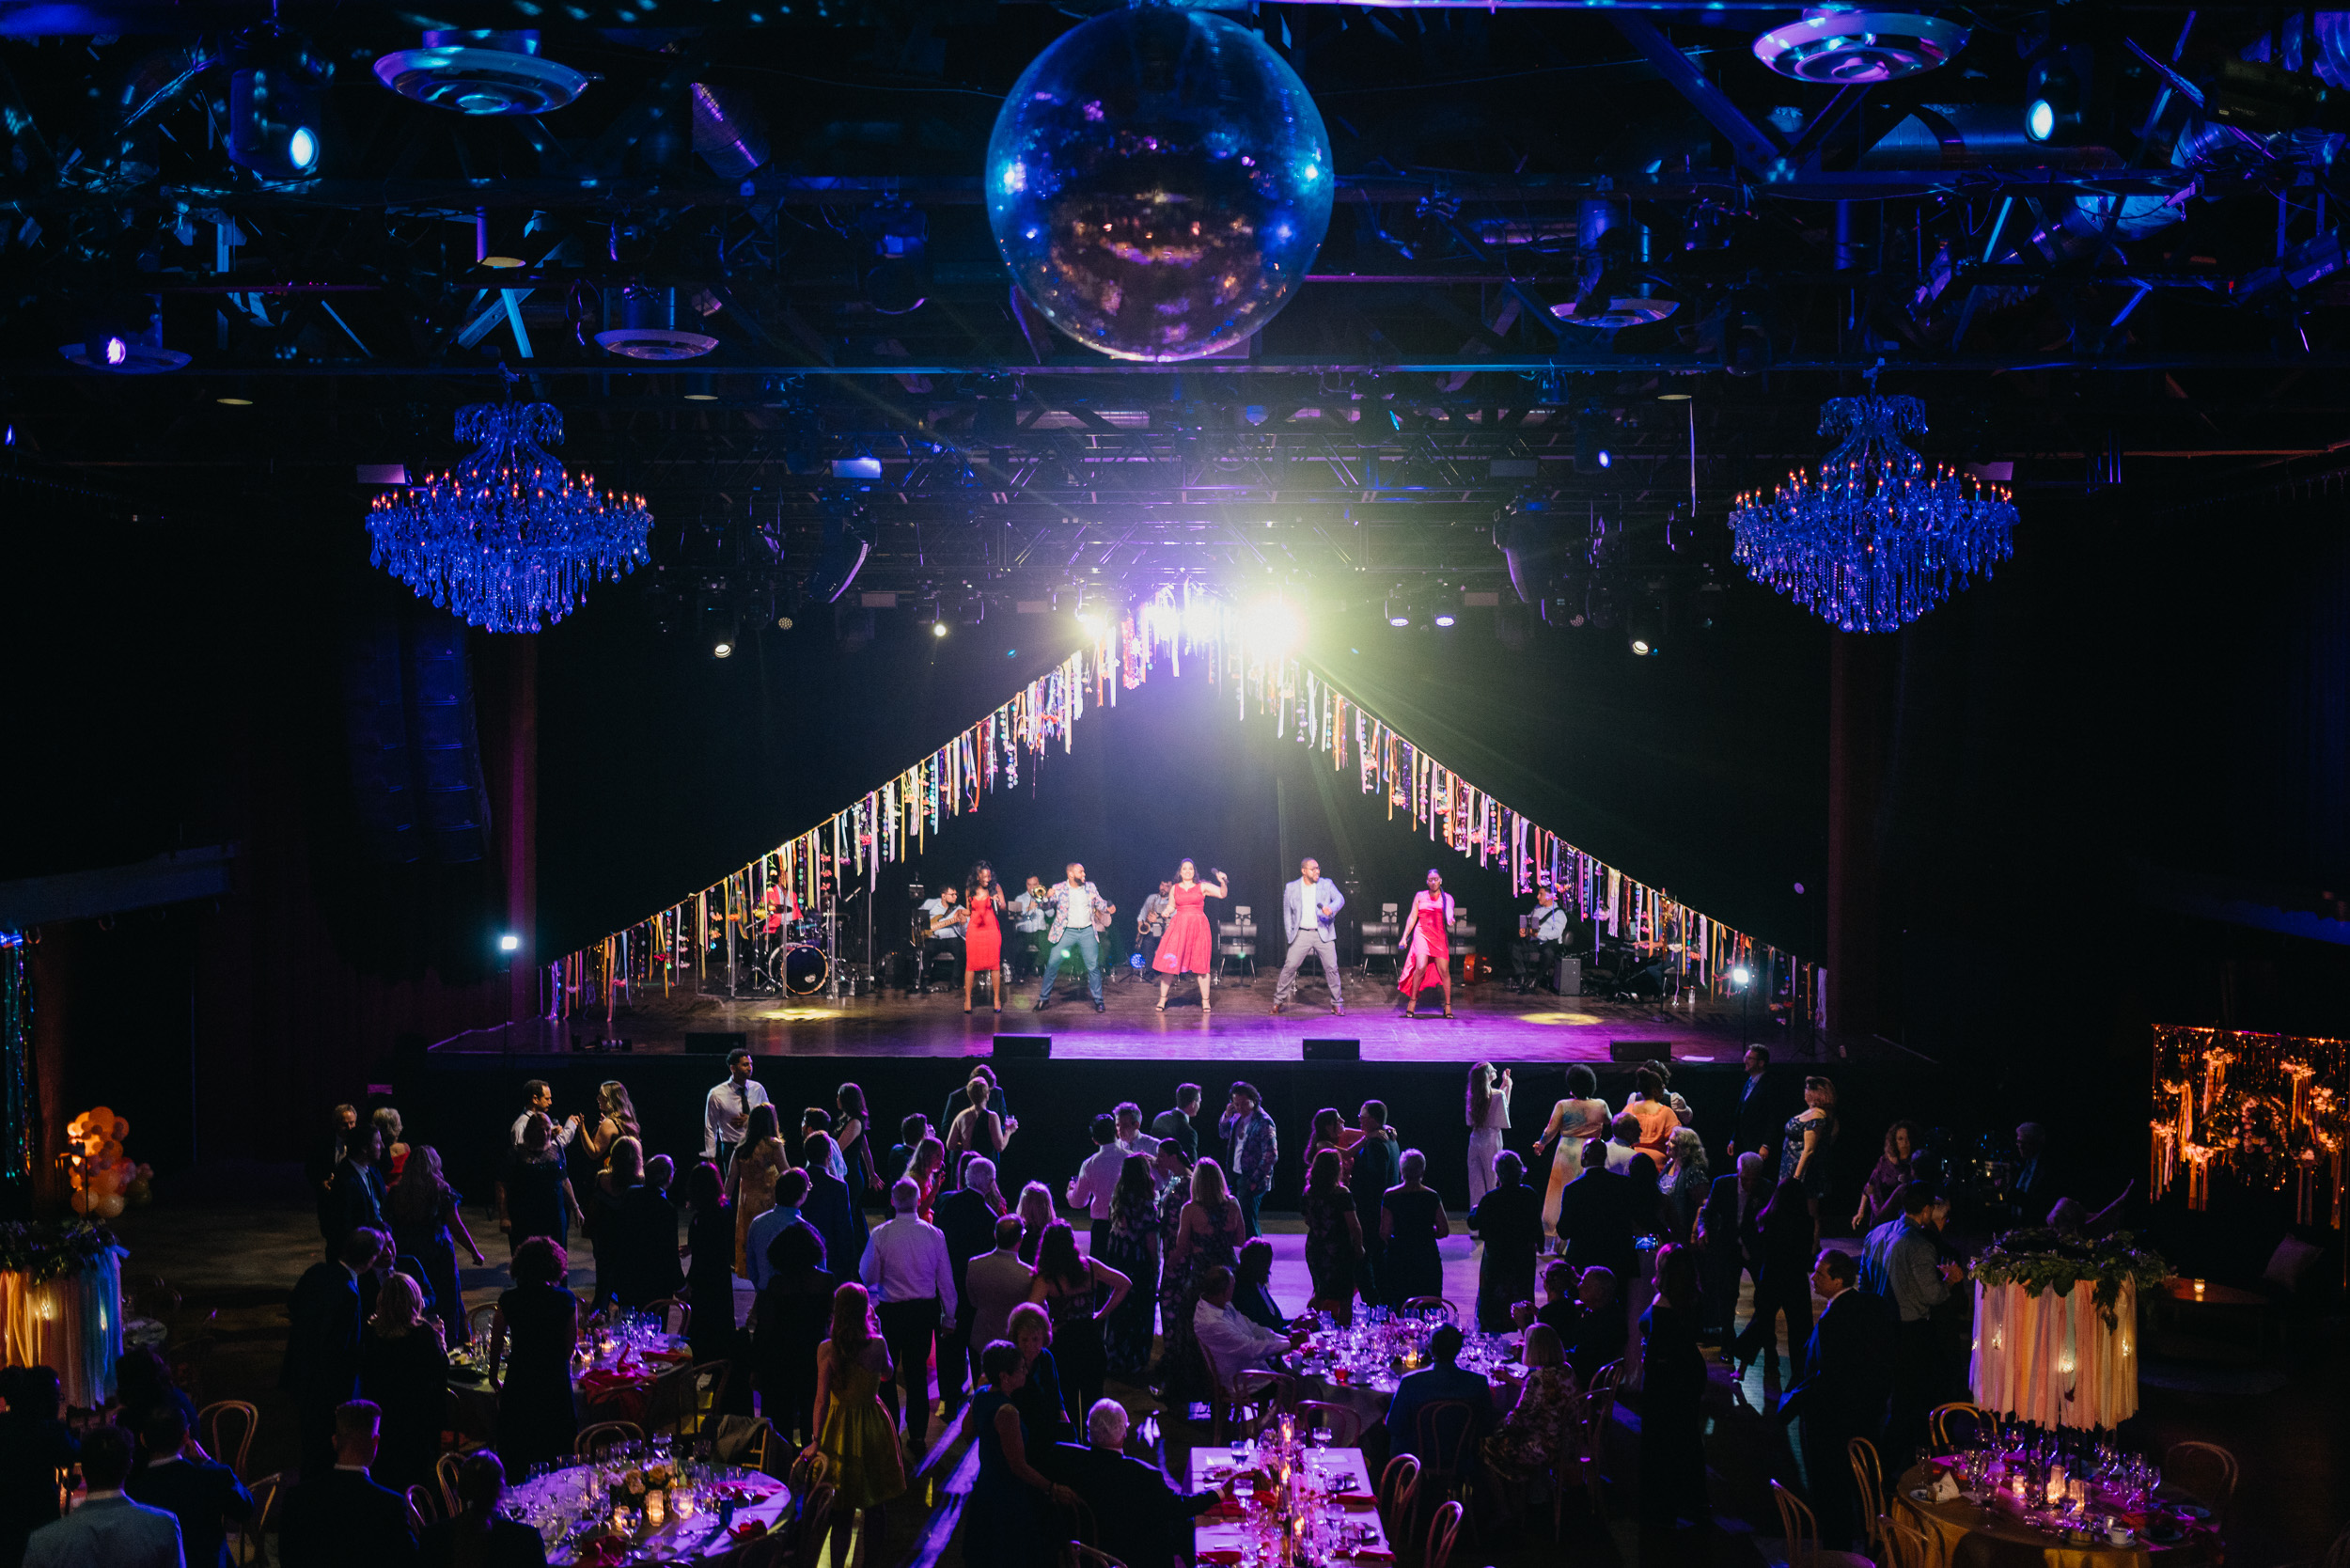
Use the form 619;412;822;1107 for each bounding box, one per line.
1093;1155;1162;1380
1480;1323;1578;1483
1156;1157;1242;1402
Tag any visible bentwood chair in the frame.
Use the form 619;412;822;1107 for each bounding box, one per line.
1423;1500;1465;1568
1398;1297;1461;1326
196;1400;258;1479
1768;1481;1874;1568
434;1450;468;1518
2163;1441;2240;1525
236;1472;292;1567
1294;1398;1366;1449
1881;1506;1934;1568
405;1482;439;1531
1928;1403;1993;1452
1846;1436;1888;1556
576;1419;645;1459
1377;1454;1421;1545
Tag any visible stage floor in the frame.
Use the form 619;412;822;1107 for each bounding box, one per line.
434;966;1794;1062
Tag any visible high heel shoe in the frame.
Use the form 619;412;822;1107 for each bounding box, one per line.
1443;1004;1453;1018
1154;998;1167;1012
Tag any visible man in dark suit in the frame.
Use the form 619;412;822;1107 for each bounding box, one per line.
1053;1399;1216;1568
282;1229;382;1481
933;1154;1003;1417
1728;1046;1778;1163
1563;1266;1629;1387
801;1133;870;1306
1553;1137;1637;1280
1150;1084;1202;1161
277;1401;418;1568
1695;1151;1769;1345
1778;1249;1893;1552
126;1405;252;1568
1351;1101;1400;1305
330;1123;388;1250
306;1104;357;1250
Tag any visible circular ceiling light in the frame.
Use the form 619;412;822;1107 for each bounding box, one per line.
1752;8;1970;84
593;328;720;362
1549;297;1680;331
58;340;190;374
374;31;589;117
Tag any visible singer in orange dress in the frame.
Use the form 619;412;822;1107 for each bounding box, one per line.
963;863;1008;1014
1152;859;1228;1013
1396;869;1455;1018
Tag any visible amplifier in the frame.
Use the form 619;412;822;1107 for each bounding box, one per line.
1303;1038;1360;1061
1608;1040;1675;1062
682;1031;747;1055
992;1034;1051;1059
1556;956;1582;996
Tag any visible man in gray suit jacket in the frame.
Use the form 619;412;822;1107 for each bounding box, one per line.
24;1424;182;1568
1271;857;1346;1014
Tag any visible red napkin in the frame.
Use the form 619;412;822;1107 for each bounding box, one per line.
574;1541;631;1568
1198;1551;1244;1564
731;1520;774;1542
1349;1550;1395;1561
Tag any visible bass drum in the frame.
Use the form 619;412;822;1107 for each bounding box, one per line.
782;943;829;997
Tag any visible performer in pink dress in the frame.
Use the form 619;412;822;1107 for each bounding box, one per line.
1152;859;1228;1013
1397;869;1455;1018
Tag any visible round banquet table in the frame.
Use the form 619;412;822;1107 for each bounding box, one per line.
1894;1462;2221;1568
1283;1335;1523;1436
503;1462;790;1566
447;1335;699;1447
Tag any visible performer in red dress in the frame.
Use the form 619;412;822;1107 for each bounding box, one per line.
1397;868;1455;1018
1151;858;1229;1013
963;862;1008;1014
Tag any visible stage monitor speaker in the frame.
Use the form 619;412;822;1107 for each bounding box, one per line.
1609;1040;1674;1061
993;1034;1051;1058
1303;1038;1359;1061
683;1031;747;1055
1556;957;1581;997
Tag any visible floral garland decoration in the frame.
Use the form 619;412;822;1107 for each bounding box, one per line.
0;1217;122;1281
1969;1227;2171;1329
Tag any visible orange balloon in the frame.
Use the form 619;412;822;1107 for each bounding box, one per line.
94;1194;124;1219
111;1118;130;1141
87;1105;112;1127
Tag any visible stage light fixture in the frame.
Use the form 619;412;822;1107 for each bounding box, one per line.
229;43;331;180
1385;596;1413;628
713;630;738;659
1626;598;1664;656
1245;597;1303;652
1732;964;1752;987
1575;409;1612;475
931;618;949;638
2023;43;2091;144
498;933;523;953
1430;589;1460;628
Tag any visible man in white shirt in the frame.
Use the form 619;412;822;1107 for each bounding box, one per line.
1066;1115;1125;1220
1009;874;1052;980
1511;885;1573;995
702;1049;771;1171
914;885;965;996
1192;1266;1306;1391
1134;879;1174;971
859;1178;957;1447
509;1079;583;1150
1113;1102;1159;1159
1035;861;1113;1013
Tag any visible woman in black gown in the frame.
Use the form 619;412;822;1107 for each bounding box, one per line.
491;1236;580;1475
1638;1244;1711;1529
361;1272;451;1491
1091;1155;1160;1380
682;1159;739;1365
960;1341;1074;1568
388;1146;488;1345
748;1224;838;1443
1379;1149;1449;1305
500;1114;584;1259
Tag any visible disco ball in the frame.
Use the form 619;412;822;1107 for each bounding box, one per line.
986;1;1333;363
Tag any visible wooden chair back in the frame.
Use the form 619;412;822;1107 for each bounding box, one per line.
1847;1436;1886;1553
1928;1403;1991;1452
1881;1507;1933;1568
794;1481;838;1564
787;1446;831;1496
1294;1399;1366;1449
643;1295;692;1338
1071;1547;1130;1568
466;1303;501;1345
405;1482;438;1531
1410;1400;1480;1487
1399;1297;1460;1326
1588;1358;1626;1396
1771;1480;1821;1567
434;1450;468;1518
576;1419;646;1459
237;1471;291;1567
1424;1500;1465;1568
196;1400;259;1478
2163;1441;2239;1521
1377;1454;1420;1539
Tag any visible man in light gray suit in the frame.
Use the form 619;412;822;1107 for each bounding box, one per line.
1271;856;1347;1015
24;1424;182;1568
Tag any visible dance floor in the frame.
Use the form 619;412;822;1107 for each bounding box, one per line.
434;967;1785;1063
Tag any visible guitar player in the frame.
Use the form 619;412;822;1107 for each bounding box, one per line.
913;884;965;996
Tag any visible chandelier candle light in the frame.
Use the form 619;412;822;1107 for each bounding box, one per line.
1729;394;2016;633
368;400;652;633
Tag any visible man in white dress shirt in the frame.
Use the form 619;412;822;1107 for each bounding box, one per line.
859;1178;957;1447
702;1050;771;1173
1511;884;1572;995
509;1079;583;1150
24;1424;182;1568
1112;1102;1159;1159
1270;857;1346;1016
1065;1115;1125;1221
1192;1266;1306;1391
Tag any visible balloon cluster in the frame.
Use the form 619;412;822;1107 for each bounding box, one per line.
65;1107;151;1219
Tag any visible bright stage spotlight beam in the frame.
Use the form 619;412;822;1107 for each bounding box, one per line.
1243;597;1302;652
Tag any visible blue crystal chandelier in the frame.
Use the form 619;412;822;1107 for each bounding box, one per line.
1729;394;2016;634
368;398;652;633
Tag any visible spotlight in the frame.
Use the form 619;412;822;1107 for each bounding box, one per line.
1575;409;1612;475
498;933;523;953
1731;964;1752;987
932;620;948;639
1244;597;1303;652
1430;589;1460;629
1626;598;1664;656
475;208;531;269
62;298;189;374
1629;636;1654;656
1385;596;1414;628
775;611;795;632
229;43;331;180
713;629;737;659
2023;43;2090;144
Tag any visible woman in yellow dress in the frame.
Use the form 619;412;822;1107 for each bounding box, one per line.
728;1103;787;1277
808;1281;908;1562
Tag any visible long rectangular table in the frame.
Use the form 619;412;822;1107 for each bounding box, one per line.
1187;1447;1395;1565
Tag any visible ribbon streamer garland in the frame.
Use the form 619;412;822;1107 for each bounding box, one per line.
552;589;1787;1018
